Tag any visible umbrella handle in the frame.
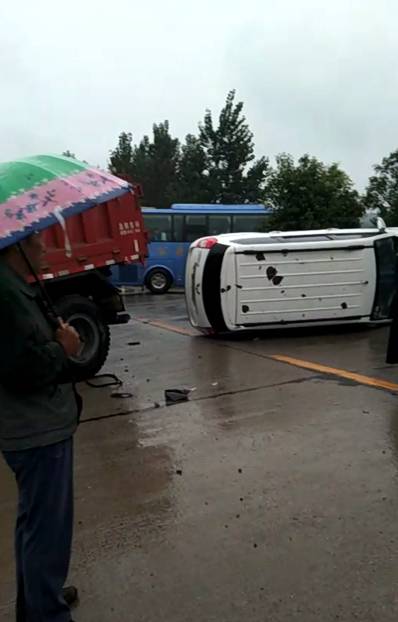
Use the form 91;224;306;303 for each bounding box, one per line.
18;245;87;344
17;243;61;329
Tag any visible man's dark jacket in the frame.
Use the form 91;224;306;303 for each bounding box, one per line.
0;261;78;451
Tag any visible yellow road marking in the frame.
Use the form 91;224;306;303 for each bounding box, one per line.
271;354;398;393
135;318;198;337
134;317;398;393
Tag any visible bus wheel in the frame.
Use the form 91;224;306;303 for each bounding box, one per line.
146;269;172;295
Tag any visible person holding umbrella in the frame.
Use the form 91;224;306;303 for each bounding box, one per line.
0;232;82;622
0;155;132;622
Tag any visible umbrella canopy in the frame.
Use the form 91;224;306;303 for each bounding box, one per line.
0;154;131;250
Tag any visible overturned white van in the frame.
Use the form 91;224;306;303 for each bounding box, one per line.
185;229;398;334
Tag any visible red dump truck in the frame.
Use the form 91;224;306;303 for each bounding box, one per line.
39;188;147;380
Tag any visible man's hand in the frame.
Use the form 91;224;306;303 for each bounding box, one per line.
55;321;81;358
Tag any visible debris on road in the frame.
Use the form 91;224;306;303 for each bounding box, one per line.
165;388;192;406
110;392;134;399
85;374;122;389
127;341;141;346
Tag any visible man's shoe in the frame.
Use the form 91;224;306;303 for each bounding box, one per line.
62;586;79;607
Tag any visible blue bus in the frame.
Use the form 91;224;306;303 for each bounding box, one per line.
112;203;272;294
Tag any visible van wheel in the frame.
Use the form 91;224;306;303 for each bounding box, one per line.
55;295;111;381
146;269;172;295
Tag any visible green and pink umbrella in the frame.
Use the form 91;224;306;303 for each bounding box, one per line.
0;154;131;250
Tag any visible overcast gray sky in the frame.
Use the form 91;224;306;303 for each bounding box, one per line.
1;0;397;189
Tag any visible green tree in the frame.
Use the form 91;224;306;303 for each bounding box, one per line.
365;150;398;225
266;154;363;230
199;90;268;203
109;132;134;178
131;121;180;207
177;134;209;203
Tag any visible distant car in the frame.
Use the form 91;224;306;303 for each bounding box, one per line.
185;228;398;334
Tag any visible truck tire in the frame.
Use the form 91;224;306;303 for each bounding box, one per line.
145;268;172;295
55;295;111;381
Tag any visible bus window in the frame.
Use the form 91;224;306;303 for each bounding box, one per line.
173;214;184;242
208;215;232;235
233;215;267;233
185;215;208;242
144;215;172;242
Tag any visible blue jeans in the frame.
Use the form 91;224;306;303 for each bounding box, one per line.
2;438;74;622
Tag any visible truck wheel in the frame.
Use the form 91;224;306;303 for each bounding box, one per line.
145;269;172;295
55;295;111;381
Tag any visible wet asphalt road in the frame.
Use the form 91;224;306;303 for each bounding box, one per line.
2;293;398;621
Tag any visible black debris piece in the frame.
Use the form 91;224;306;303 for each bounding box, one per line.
85;374;122;389
266;266;277;281
165;388;191;405
128;341;141;346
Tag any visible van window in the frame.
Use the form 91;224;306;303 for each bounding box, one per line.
144;214;172;242
329;233;375;240
373;237;398;320
234;237;284;245
282;235;331;242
